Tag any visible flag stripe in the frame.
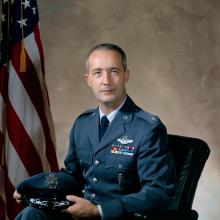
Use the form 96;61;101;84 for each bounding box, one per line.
6;101;44;175
34;25;45;76
8;62;50;170
12;40;58;171
24;29;56;146
7;139;29;186
33;26;57;149
10;44;58;171
24;29;45;88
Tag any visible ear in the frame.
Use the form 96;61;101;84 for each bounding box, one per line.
84;73;92;87
125;69;130;83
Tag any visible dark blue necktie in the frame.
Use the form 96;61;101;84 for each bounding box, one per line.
99;116;109;141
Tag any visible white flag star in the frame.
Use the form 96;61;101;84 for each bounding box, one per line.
3;0;8;4
32;7;37;15
17;18;28;28
22;0;31;9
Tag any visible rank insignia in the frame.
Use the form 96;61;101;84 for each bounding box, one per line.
123;115;128;120
44;173;58;189
117;136;133;145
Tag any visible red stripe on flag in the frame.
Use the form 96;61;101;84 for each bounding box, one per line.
6;101;44;175
10;44;58;171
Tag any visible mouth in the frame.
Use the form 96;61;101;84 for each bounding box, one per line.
100;89;114;93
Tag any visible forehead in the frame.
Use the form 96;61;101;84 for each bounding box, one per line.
87;49;123;69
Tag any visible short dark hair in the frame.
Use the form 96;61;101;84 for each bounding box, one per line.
86;43;127;71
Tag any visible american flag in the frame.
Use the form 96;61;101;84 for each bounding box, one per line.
0;0;59;219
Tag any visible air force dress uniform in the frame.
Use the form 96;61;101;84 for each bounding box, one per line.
64;96;176;220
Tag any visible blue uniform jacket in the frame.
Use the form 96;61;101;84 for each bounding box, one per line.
63;96;176;220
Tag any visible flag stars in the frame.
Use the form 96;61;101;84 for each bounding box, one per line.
17;18;28;28
32;7;37;15
22;0;31;9
3;0;8;4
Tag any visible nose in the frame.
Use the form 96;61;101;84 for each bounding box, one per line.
102;71;111;84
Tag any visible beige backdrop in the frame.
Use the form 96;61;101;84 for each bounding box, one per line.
33;0;220;219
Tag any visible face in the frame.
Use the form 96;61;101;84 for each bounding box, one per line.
84;49;129;109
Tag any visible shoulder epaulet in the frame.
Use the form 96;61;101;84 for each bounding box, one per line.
135;109;161;124
77;108;96;119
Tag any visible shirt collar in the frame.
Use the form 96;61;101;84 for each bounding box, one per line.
99;97;127;124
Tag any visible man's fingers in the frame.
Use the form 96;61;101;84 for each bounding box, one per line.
13;190;21;199
13;190;23;204
66;195;80;202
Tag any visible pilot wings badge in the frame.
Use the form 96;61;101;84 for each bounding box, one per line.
117;136;133;145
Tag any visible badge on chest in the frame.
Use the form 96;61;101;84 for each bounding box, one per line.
111;136;135;156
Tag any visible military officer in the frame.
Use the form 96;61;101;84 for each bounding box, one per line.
14;43;176;220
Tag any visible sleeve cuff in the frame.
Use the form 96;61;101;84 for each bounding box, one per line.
97;204;104;220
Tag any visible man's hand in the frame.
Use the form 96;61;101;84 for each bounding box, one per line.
13;190;23;204
63;195;100;219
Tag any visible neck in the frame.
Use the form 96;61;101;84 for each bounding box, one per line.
99;95;127;115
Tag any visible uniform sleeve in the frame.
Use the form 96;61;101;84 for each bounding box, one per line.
99;121;176;220
61;122;85;190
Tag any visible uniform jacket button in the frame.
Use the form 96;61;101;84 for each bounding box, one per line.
92;177;98;183
94;160;100;166
91;193;96;199
118;164;123;169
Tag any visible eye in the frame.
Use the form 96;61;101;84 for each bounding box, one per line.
93;71;101;78
111;69;119;75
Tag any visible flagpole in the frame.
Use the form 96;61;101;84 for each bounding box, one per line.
2;0;11;170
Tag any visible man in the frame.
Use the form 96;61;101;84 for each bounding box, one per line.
14;43;176;220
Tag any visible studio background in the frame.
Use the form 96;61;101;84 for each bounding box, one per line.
38;1;219;220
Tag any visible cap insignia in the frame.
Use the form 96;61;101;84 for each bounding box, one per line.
44;174;58;189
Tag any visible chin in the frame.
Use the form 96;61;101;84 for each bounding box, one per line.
99;96;116;104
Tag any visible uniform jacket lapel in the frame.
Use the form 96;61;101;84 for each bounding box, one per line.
87;108;100;150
